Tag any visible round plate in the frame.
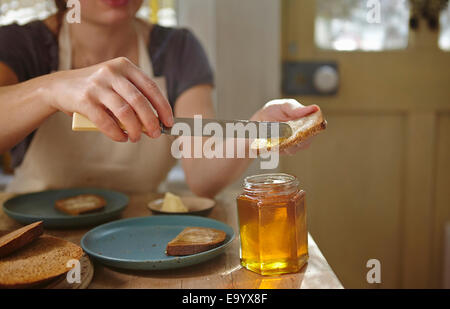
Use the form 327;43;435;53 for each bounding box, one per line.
80;215;235;270
3;188;128;228
147;196;215;216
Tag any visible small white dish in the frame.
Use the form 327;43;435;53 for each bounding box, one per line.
147;196;216;216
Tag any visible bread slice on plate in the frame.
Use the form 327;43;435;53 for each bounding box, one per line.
0;235;84;288
166;227;227;256
0;221;43;258
251;109;327;152
55;194;106;216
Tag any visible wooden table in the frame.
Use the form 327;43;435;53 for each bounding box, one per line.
0;190;343;289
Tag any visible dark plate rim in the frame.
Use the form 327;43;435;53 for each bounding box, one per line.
2;188;129;220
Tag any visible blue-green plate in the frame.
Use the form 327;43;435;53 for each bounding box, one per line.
80;215;235;270
3;188;128;228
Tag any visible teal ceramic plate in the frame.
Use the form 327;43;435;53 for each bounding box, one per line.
3;188;128;228
81;215;235;270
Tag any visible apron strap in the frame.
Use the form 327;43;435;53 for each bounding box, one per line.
134;20;154;77
58;15;72;71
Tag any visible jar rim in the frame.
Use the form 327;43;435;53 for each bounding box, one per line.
243;173;299;192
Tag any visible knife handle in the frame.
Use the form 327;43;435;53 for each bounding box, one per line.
72;112;155;133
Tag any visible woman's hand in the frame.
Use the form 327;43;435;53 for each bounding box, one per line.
250;99;319;155
46;57;174;142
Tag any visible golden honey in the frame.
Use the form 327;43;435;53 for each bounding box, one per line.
236;173;308;275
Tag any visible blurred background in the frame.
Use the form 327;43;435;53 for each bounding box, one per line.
0;0;449;289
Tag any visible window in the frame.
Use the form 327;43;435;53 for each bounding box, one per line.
315;0;410;51
0;0;177;26
0;0;57;25
439;3;450;51
138;0;178;27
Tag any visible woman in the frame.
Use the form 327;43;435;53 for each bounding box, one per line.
0;0;318;197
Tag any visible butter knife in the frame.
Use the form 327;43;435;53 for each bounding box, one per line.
72;112;292;138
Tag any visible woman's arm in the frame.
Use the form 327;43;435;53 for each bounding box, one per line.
176;85;319;198
0;62;56;153
0;57;174;154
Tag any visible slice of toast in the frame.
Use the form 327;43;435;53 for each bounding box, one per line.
166;227;227;256
251;109;327;152
55;194;106;216
0;235;84;288
0;221;43;258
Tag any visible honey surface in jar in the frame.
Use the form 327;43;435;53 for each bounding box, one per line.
236;174;308;275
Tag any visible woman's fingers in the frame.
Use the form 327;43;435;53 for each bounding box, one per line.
282;104;319;120
256;100;319;123
112;78;161;138
90;58;168;141
52;58;174;143
99;88;143;142
117;57;174;128
80;102;128;142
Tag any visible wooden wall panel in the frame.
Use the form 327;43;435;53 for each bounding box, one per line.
431;113;450;288
401;112;436;288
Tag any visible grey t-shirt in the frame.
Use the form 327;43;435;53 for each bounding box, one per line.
0;20;214;167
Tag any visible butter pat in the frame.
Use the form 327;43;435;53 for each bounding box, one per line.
161;192;188;213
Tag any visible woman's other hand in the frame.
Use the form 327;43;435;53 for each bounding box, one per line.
46;57;174;142
250;99;320;154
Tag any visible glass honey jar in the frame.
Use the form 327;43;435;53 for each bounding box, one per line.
236;173;308;275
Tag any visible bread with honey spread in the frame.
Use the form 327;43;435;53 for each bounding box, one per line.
251;104;327;152
55;194;106;216
166;227;226;256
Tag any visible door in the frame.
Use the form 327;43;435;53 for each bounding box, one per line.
281;0;450;288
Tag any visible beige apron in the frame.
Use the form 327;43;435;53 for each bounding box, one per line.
7;18;176;193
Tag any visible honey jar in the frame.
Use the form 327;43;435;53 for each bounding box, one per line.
236;173;308;275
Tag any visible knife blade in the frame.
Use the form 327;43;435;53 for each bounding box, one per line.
72;112;292;138
161;117;292;138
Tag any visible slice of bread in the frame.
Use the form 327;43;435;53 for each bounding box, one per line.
0;235;83;288
0;221;43;258
55;194;106;216
166;227;227;256
251;109;327;152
